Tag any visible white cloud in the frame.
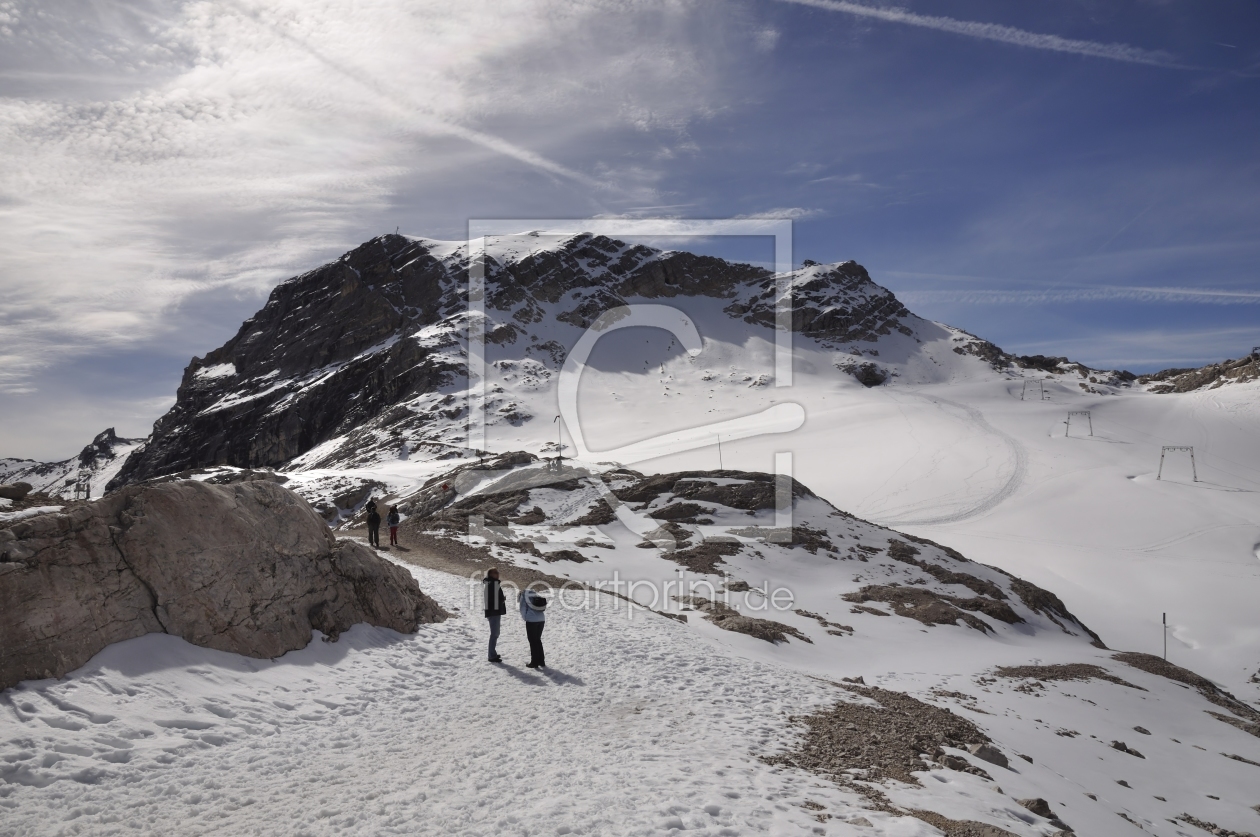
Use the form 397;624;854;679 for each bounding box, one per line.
0;0;747;394
776;0;1188;68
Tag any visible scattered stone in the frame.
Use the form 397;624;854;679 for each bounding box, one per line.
1014;798;1072;831
1117;780;1131;788
1223;753;1260;768
1085;793;1097;801
1134;725;1152;735
1175;813;1257;837
1018;798;1054;818
1111;741;1146;759
1155;796;1166;801
1017;754;1033;764
968;743;1009;769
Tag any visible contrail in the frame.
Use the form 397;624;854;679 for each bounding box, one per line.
777;0;1189;69
224;0;606;189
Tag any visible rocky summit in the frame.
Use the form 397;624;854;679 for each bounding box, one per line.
105;233;988;489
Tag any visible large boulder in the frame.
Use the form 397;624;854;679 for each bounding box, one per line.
0;479;447;691
0;482;32;501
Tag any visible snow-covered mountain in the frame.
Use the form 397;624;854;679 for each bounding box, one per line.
5;232;1260;836
0;427;143;499
104;232;1131;489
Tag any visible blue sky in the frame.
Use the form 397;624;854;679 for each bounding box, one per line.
1;0;1257;459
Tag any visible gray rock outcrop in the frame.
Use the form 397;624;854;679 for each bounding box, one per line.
0;482;32;501
0;479;446;691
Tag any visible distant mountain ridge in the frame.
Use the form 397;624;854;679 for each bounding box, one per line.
1;428;143;499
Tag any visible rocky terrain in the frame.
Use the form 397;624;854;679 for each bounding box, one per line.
0;478;446;691
1139;352;1260;393
397;455;1105;653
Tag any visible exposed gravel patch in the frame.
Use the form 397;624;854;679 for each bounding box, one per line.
993;663;1143;690
766;684;992;786
674;595;811;644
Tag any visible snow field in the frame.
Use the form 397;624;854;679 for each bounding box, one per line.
2;564;950;837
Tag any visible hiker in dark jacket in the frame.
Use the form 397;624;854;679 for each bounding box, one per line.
387;506;400;545
519;587;547;668
366;504;382;548
483;568;506;663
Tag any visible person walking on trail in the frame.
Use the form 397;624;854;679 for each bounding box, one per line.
387;506;400;546
519;586;547;669
366;504;382;548
483;569;506;663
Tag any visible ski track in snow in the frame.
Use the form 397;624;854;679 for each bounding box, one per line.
0;566;895;837
863;393;1028;528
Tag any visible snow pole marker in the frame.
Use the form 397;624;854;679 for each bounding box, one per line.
716;434;723;470
1163;612;1167;661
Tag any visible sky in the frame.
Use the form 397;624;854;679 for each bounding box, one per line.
1;0;1258;460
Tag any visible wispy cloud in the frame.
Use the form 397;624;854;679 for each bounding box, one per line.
0;0;740;394
899;286;1260;306
1012;326;1260;369
733;206;825;220
776;0;1188;68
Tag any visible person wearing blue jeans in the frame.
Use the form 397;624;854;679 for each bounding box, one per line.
483;569;506;663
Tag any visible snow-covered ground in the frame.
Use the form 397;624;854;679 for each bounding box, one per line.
5;558;1260;836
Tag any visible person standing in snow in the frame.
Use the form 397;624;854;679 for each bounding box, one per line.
519;586;547;669
483;568;506;663
366;504;382;548
387;506;400;546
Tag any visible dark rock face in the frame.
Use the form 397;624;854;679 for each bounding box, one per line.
108;236;464;489
727;261;918;345
0;480;446;691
